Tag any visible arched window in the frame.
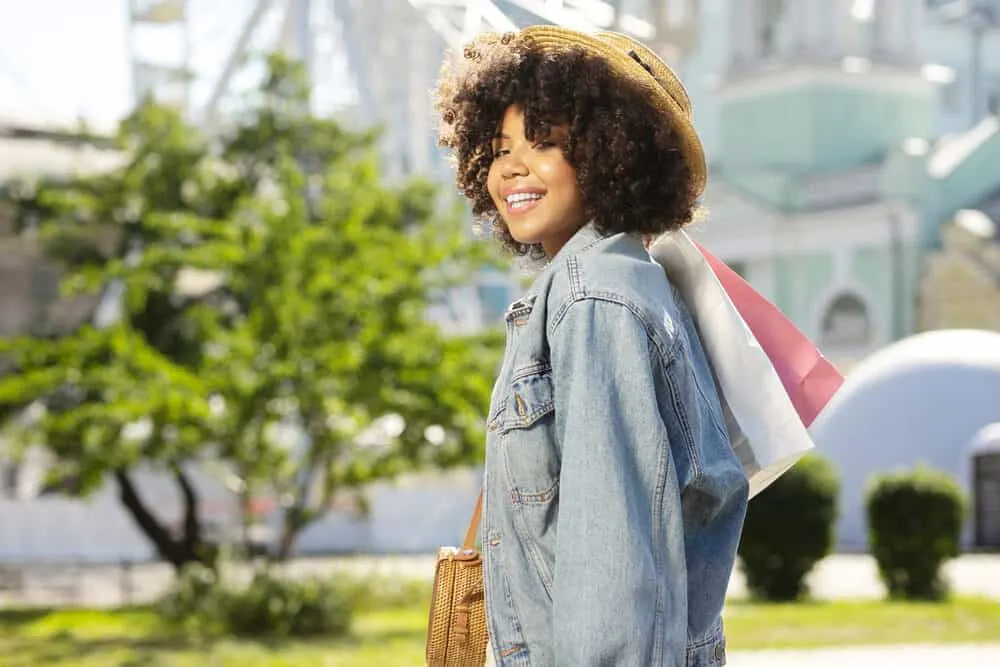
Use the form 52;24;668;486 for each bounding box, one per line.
819;293;873;348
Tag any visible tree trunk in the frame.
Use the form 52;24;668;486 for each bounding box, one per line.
172;464;215;568
115;467;210;573
276;507;304;562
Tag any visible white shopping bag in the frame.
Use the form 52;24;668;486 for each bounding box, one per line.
649;231;843;498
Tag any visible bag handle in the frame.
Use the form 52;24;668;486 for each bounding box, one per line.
463;490;483;550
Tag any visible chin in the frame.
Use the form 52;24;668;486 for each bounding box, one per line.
504;222;542;246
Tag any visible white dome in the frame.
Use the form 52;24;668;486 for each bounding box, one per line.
968;422;1000;454
810;329;1000;549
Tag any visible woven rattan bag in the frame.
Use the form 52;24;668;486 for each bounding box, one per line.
426;491;488;666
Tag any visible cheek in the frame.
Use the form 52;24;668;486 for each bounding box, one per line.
545;160;577;194
544;162;582;204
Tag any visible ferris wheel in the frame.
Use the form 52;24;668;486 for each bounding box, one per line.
125;0;701;178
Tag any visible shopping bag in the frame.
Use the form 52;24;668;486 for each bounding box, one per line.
648;231;844;498
693;241;845;428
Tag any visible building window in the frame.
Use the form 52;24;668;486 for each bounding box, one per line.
871;4;886;55
852;0;892;57
973;449;1000;549
758;0;787;57
942;76;963;112
819;293;873;348
987;76;1000;114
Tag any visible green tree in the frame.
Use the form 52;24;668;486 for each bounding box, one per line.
0;54;502;569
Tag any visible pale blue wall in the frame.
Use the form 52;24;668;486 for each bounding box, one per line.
772;253;835;333
719;85;934;174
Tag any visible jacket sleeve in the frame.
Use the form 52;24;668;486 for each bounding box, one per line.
549;297;688;666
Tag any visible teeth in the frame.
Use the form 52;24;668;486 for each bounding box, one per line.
506;192;544;207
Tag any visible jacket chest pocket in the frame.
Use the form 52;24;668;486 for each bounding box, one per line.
495;364;560;504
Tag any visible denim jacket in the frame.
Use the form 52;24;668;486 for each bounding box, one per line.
482;223;749;667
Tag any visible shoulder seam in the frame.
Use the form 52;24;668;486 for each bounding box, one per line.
549;292;679;364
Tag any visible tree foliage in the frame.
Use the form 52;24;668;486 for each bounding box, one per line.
0;54;502;568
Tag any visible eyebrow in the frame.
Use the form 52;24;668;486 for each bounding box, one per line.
493;126;564;140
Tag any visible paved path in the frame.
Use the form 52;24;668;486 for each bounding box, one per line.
732;552;1000;601
730;643;1000;666
2;553;998;608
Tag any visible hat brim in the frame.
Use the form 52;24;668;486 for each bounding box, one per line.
519;26;707;197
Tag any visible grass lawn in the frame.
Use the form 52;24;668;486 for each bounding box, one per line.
1;598;999;666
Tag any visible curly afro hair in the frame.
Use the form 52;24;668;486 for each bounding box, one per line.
435;31;701;258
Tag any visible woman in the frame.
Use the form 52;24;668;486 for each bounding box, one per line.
435;27;748;666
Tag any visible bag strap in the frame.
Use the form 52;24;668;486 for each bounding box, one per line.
463;489;483;550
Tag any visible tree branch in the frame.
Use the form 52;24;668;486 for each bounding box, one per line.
114;468;182;569
172;463;201;550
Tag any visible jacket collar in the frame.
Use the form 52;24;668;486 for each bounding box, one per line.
547;220;607;265
507;221;623;314
502;222;603;317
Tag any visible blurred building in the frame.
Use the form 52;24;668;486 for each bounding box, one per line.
920;205;1000;331
810;329;1000;549
681;0;1000;373
7;2;1000;344
674;0;1000;549
0;118;123;506
0;117;121;339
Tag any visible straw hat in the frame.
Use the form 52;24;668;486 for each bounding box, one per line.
519;25;707;197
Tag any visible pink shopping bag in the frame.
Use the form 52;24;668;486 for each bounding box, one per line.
695;241;845;428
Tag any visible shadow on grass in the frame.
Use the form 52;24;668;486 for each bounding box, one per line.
0;605;159;625
330;625;425;648
0;607;54;625
3;623;424;664
1;604;428;666
1;633;191;667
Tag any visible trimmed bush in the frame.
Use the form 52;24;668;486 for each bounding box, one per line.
356;575;432;611
866;467;966;600
156;563;230;638
157;564;357;639
738;455;839;601
225;570;355;638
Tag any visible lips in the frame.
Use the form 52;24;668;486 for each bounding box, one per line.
503;188;546;216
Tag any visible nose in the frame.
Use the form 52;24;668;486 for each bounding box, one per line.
500;151;528;179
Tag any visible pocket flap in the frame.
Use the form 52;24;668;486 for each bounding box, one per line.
505;367;554;430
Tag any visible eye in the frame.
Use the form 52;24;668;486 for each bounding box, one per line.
491;147;510;160
534;140;557;150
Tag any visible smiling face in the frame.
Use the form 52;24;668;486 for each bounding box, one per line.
486;105;588;257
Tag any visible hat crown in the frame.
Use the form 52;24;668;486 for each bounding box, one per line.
595;31;692;118
516;25;706;196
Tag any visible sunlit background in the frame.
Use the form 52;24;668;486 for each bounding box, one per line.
1;1;999;665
